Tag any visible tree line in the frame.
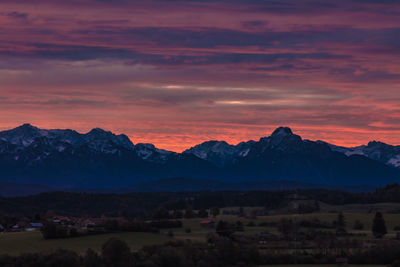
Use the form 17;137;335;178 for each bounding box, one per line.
2;184;400;218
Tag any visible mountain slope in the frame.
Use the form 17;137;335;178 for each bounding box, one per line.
0;124;399;189
220;127;400;186
183;140;254;167
0;123;134;151
325;141;400;168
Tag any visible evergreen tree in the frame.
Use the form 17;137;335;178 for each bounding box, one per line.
83;249;104;267
335;212;346;235
101;238;131;267
198;209;209;218
337;212;345;228
314;200;320;211
172;210;183;219
210;207;220;217
372;212;387;238
216;220;235;237
239;207;244;216
152;207;170;220
184;209;194;219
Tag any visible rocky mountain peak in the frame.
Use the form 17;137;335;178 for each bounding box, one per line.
271;127;293;137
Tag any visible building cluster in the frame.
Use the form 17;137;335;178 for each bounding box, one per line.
0;215;128;232
0;222;43;232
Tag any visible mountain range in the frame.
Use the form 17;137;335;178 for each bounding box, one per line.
0;124;399;194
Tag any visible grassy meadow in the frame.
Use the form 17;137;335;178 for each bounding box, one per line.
2;202;400;258
0;231;169;256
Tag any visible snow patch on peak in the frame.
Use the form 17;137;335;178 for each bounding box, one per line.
184;140;234;160
0;124;135;151
184;140;255;167
84;128;134;150
136;143;156;150
239;148;250;157
344;147;365;156
388;155;400;167
134;143;175;161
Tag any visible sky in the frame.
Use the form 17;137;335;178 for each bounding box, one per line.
0;0;399;151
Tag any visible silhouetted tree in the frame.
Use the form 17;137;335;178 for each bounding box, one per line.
101;238;131;267
278;218;298;240
198;209;208;218
40;222;69;239
216;220;235;238
172;210;183;219
41;223;57;239
168;229;174;237
83;248;104;267
372;212;387;238
184;209;194;219
239;207;244;216
210;207;220;217
216;240;239;265
335;212;346;235
46;249;80;267
152;207;170;220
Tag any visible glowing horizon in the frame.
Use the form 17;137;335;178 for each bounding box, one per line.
1;122;398;153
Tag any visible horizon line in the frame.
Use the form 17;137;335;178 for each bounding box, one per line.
0;122;396;153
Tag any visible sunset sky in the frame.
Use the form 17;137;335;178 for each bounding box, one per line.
1;0;399;151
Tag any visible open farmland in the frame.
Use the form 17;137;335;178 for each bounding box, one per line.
3;207;400;256
0;231;169;256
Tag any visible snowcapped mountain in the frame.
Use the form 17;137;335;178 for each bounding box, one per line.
0;124;215;187
183;140;254;167
0;123;134;152
183;127;325;167
0;123;47;147
133;143;176;162
0;124;399;189
326;141;400;168
183;126;315;167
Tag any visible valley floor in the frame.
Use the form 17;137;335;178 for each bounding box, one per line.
2;207;400;255
0;231;169;256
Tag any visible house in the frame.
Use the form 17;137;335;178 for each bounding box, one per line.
200;219;215;228
30;222;43;228
11;224;21;231
52;216;72;224
83;219;96;228
23;222;44;232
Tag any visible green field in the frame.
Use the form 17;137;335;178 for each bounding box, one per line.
0;228;387;267
220;205;400;237
0;231;169;256
2;207;400;256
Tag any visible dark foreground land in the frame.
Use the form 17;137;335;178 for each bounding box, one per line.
2;185;400;266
